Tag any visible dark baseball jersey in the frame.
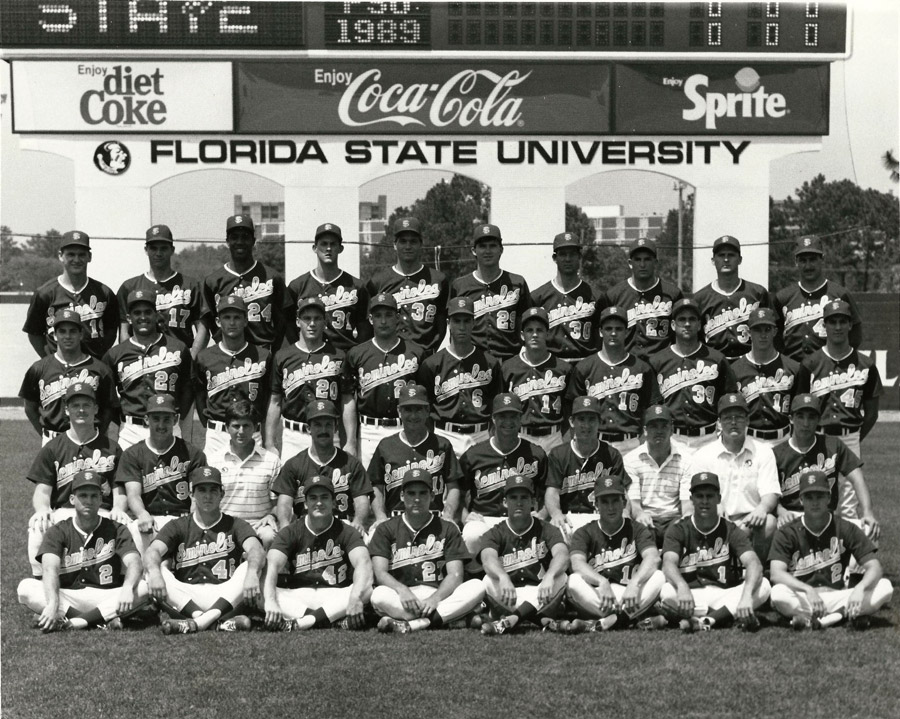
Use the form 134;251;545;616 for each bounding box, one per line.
287;270;371;352
154;513;257;585
662;516;753;589
368;433;462;514
530;280;600;361
38;517;137;589
203;262;291;348
417;346;503;425
732;353;807;432
570;518;656;585
272;448;371;521
769;515;877;589
460;438;547;517
600;278;684;359
451;270;531;361
774;280;862;361
649;345;737;430
104;335;191;418
117;272;207;348
270;518;365;589
271;341;346;423
368;513;468;588
366;266;450;353
27;431;121;510
694;280;771;359
19;354;117;432
569;353;659;435
546;441;625;515
773;435;863;512
503;352;572;432
803;349;882;433
22;277;120;358
193;343;271;423
481;518;565;586
343;338;425;419
117;438;208;516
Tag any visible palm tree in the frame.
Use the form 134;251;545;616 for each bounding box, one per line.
883;150;899;183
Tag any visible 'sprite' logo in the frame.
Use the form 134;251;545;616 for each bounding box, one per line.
681;67;787;130
80;65;167;126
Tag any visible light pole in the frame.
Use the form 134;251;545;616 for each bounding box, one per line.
673;181;686;291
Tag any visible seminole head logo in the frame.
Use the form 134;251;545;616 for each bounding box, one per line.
94;141;130;176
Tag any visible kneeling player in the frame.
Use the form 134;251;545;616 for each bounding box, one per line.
369;468;485;633
144;467;265;634
263;476;372;631
660;472;770;632
18;471;147;631
479;475;568;635
769;469;893;630
566;477;666;631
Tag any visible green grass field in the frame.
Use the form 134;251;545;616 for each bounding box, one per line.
2;420;899;719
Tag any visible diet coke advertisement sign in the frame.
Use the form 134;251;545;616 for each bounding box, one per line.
236;61;611;134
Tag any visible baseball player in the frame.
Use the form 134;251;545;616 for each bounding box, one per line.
417;296;503;457
116;224;209;358
369;468;485;633
648;298;737;448
202;214;292;351
769;469;893;630
272;400;371;535
265;296;350;460
20;307;117;444
450;223;531;362
366;217;450;354
17;470;148;632
570;306;659;454
368;384;462;524
104;289;192;450
802;300;882;469
774;235;862;361
660;472;770;632
118;393;207;552
26;382;127;577
545;396;626;536
286;222;371;352
144;466;265;634
193;295;272;458
502;307;572;454
693;235;771;359
530;232;601;363
731;307;807;447
459;393;548;567
600;237;683;360
478;475;569;635
566;476;666;632
263;475;373;631
343;292;426;468
22;230;119;359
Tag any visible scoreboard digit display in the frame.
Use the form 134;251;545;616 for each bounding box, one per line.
324;2;431;48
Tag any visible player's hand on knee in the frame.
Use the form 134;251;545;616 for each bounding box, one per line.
676;587;694;617
804;588;825;618
634;511;654;528
419;594;440;617
29;511;52;534
243;576;262;605
350;520;367;536
550;515;572;540
110;508;130;526
745;507;767;528
465;512;484;524
117;586;135;615
399;587;421;614
264;599;284;628
136;513;155;534
499;576;517;607
38;605;62;632
861;514;880;543
620;585;639;613
846;587;865;619
147;574;167;601
734;599;753;620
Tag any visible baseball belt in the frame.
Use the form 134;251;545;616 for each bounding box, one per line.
121;415;144;425
283;418;310;433
748;426;790;440
359;415;401;428
41;428;59;439
674;422;717;437
520;424;559;438
822;426;859;437
599;431;638;443
206;419;227;432
437;420;489;434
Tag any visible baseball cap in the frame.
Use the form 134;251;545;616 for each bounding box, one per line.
794;235;824;256
447;296;474;317
791;394;821;415
393;217;422;238
145;393;178;414
472;223;502;244
71;470;105;492
798;468;831;495
713;235;741;254
296;296;327;315
145;225;174;244
302;475;336;496
306;399;339;421
190;466;222;489
226;214;255;234
65;382;96;402
599;306;628;326
690;472;720;492
748;308;778;328
401;467;432;490
571;396;601;416
628;237;657;257
643;404;673;424
217;295;247;314
823;300;852;320
492;393;523;415
552;232;580;251
314;223;343;242
127;289;157;310
593;475;627;498
398;384;429;407
52;308;83;329
369;292;398;312
60;230;90;250
504;474;535;495
521;307;549;328
717;393;749;415
671;298;701;319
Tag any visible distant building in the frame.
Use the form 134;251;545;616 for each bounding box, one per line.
360;194;387;259
234;195;284;240
582;205;664;244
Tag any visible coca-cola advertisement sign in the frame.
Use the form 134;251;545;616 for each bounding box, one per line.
236;61;611;134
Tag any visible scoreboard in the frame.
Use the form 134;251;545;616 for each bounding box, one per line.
0;2;850;58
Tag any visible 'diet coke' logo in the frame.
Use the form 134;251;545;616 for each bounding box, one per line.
80;65;167;126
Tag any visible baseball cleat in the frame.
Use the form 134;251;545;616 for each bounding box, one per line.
849;615;871;631
377;617;411;634
161;619;198;635
480;619;507;636
102;617;124;631
541;618;569;634
680;617;712;633
791;616;824;631
566;619;597;635
736;614;761;633
40;619;73;634
468;613;489;630
637;616;669;631
217;615;252;632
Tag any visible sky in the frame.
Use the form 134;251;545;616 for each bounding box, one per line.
0;1;896;241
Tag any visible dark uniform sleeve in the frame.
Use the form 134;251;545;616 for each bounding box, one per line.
19;362;41;403
543;522;566;549
767;524;797;565
271;459;299;497
348;457;373;497
36;523;67;562
114;521;140;559
153;517;185;555
480;523;504;556
727;522;754;560
633;521;656;555
569;524;592;556
839;518;878;566
27;445;58;486
270;522;299;557
339;523;367;554
367;443;387;488
367;521;393;560
546;448;565;490
661;519;687;556
22;288;50;336
441;521;469;562
233;517;260;547
117;446;143;486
